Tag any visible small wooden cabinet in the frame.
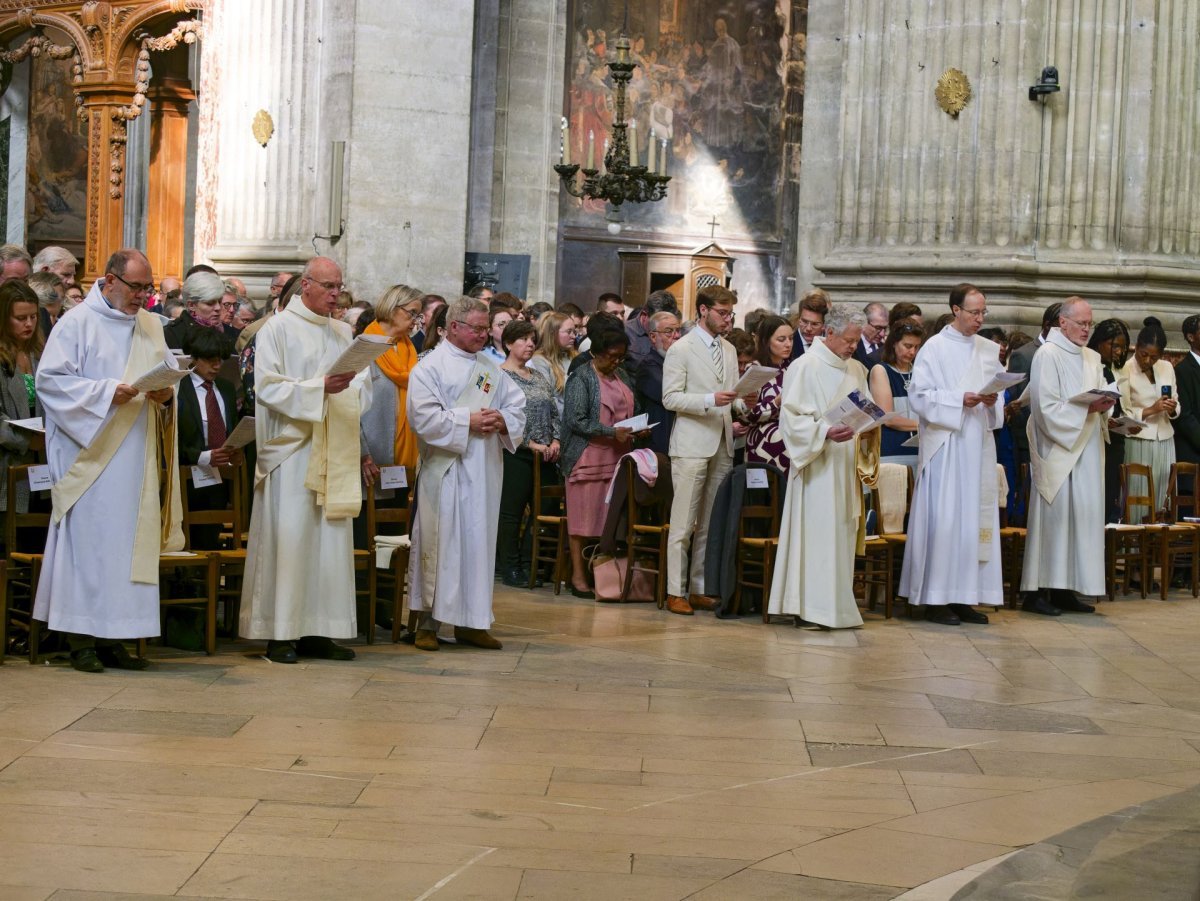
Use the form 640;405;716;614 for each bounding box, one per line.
618;241;735;320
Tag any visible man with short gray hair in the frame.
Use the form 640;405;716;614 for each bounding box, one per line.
627;289;680;367
32;246;78;289
854;301;888;367
0;244;32;283
769;303;871;628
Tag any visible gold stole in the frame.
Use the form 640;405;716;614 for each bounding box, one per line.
1028;343;1104;504
304;388;362;520
51;311;183;583
416;356;501;604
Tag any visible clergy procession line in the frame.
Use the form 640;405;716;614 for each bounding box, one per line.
3;245;1174;673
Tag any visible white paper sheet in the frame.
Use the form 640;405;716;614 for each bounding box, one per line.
745;468;770;489
191;465;222;488
379;466;408;490
220;416;256;450
132;360;190;392
1070;385;1122;406
326;334;394;376
977;371;1025;396
733;363;778;398
822;390;901;435
614;413;649;430
27;464;53;492
1108;415;1148;437
8;417;44;433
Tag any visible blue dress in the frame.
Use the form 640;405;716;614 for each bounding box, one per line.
878;364;917;461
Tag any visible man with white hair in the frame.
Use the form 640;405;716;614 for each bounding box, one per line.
0;244;32;284
163;270;226;350
900;284;1005;625
768;303;872;629
28;271;65;334
32;246;78;289
240;256;372;662
1021;297;1114;615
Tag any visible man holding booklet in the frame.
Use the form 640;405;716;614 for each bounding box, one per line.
34;249;184;672
1020;298;1115;615
239;257;374;663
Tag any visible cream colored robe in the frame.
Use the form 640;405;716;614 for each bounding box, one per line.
239;302;371;640
1022;329;1109;595
767;339;868;628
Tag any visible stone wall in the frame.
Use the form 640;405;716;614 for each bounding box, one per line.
797;0;1200;333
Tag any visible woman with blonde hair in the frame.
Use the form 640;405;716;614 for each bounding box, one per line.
528;310;577;415
360;284;422;487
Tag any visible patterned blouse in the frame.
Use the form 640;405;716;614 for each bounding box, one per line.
503;366;560;449
743;361;790;470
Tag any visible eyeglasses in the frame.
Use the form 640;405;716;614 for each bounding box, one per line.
108;271;154;295
707;308;734;320
397;306;422;319
452;320;488;335
220;301;238;311
1064;317;1093;330
655;328;682;336
304;277;344;293
958;307;988;319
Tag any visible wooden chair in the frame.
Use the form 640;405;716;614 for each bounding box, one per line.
5;464;50;662
998;463;1028;608
618;456;670;608
867;463;913;619
364;473;412;643
179;462;248;636
1156;462;1200;600
529;454;568;593
1105;463;1154;600
728;464;782;620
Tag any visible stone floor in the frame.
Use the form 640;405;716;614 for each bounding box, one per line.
4;587;1200;900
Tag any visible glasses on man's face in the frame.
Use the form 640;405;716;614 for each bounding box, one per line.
1064;317;1093;330
108;271;154;295
452;320;488;335
708;308;734;320
655;328;682;337
305;277;344;294
221;301;238;311
958;307;988;319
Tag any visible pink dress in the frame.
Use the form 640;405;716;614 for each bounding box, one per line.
566;373;634;537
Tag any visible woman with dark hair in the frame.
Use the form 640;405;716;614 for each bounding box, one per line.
498;319;560;586
482;302;514;364
560;325;641;597
1089;319;1131;522
417;305;449;360
738;314;793;468
1118;317;1179;521
0;280;43;519
869;321;925;466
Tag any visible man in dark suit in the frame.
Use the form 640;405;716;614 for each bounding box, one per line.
788;289;829;361
853;301;888;368
634;309;682;455
1007;301;1063;502
178;328;243;549
1175;315;1200;469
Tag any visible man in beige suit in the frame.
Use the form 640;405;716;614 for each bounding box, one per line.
662;285;739;615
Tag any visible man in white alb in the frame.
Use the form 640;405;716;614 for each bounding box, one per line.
407;296;526;651
240;257;371;663
900;284;1005;625
1021;298;1114;615
35;249;181;672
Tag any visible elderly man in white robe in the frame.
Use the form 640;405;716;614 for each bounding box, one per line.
767;304;870;629
35;249;181;673
407;296;526;651
240;257;371;663
1021;299;1115;615
900;284;1005;625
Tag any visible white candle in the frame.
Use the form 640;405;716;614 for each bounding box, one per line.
629;120;638;167
561;116;570;165
660;143;668;176
647;129;657;173
587;129;595;170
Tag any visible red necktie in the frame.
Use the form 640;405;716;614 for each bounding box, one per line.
203;381;227;449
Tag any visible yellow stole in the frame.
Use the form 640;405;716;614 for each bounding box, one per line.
51;310;183;583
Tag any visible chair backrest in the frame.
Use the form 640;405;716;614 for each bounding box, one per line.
737;464;783;542
1165;462;1199;521
533;453;564;517
1121;462;1157;523
5;464;50;554
623;455;671;542
178;462;246;550
366;467;412;538
870;463;913;535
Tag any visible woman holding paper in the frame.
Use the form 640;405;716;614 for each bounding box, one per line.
360;284;421;489
869;322;925;467
1117;317;1179;522
560;326;642;597
1089;319;1131;522
738;315;793;469
0;280;44;519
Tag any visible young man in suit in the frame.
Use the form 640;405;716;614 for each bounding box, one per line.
853;302;888;367
1175;316;1200;476
661;285;740;615
178;328;243;549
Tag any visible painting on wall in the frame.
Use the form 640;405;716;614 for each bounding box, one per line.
562;0;793;242
25;53;87;249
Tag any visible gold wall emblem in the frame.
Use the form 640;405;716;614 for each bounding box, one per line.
935;68;972;118
252;109;275;147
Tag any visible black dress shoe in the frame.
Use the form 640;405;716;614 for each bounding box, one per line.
1051;592;1095;614
950;604;989;624
69;647;104;673
926;607;961;625
95;642;150;670
501;567;527;588
1022;595;1061;616
265;640;298;663
296;636;356;660
570;585;595;599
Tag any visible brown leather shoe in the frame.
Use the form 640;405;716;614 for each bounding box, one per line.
666;595;694;616
453;627;503;650
414;629;440;651
688;594;719;611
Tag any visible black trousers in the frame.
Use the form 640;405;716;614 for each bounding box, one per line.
498;448;560;571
